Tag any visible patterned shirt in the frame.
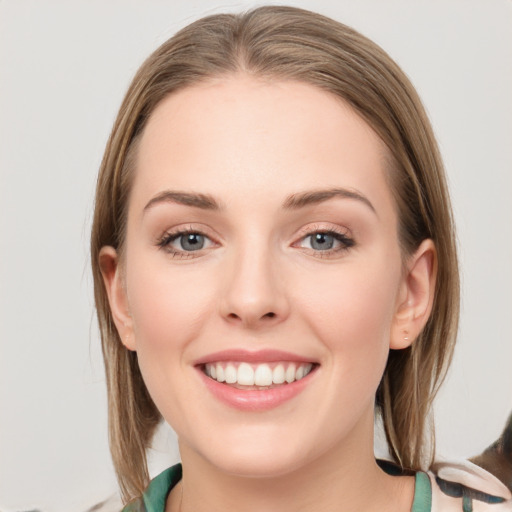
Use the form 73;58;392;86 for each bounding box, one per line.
121;461;512;512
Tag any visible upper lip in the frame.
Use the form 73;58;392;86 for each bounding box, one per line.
194;349;318;366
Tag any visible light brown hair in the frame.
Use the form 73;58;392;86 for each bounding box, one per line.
91;5;459;502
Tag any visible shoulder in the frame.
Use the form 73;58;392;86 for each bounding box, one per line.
121;464;183;512
429;459;512;511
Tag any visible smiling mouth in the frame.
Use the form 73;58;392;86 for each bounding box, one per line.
202;361;316;389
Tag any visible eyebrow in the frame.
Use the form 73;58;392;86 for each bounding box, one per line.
143;187;376;215
283;188;376;214
143;191;222;212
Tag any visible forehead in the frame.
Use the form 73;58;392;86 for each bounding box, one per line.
132;75;394;218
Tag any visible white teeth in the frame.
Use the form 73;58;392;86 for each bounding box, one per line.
237;363;255;385
272;364;285;384
225;364;237;384
216;364;225;382
254;364;273;386
285;363;296;383
205;361;314;386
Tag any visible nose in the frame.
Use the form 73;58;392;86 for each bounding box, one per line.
219;245;290;329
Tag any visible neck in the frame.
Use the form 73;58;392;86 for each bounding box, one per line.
167;413;415;512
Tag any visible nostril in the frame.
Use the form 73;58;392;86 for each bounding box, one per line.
223;311;278;324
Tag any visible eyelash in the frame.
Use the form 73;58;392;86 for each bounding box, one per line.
156;225;355;259
293;225;355;257
157;226;215;259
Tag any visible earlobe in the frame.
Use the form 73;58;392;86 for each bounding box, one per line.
99;246;137;351
390;239;437;350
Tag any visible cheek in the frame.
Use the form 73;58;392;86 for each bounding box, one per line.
123;254;219;425
296;256;401;373
125;254;215;358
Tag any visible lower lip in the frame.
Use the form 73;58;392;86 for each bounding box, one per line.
197;367;316;411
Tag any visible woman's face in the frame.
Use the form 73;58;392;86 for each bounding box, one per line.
103;76;427;477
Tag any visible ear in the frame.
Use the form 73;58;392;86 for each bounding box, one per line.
390;239;437;350
98;246;137;351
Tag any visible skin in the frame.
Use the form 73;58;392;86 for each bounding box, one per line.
100;75;436;512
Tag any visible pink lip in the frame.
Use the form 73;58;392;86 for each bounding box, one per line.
194;349;316;365
194;349;318;412
197;369;316;411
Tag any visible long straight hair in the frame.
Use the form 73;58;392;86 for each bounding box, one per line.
91;6;459;502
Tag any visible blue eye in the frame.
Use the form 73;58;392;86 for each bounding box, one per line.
309;233;335;250
299;230;354;253
177;233;206;251
158;230;214;256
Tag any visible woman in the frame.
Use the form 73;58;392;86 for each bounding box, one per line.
90;6;511;511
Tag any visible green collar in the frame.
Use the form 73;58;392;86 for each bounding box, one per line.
123;462;432;512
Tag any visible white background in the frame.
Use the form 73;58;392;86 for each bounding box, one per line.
1;1;511;510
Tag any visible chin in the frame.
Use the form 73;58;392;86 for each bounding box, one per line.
185;424;321;479
208;450;311;479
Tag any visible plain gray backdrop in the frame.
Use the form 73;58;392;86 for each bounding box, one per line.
1;1;511;510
